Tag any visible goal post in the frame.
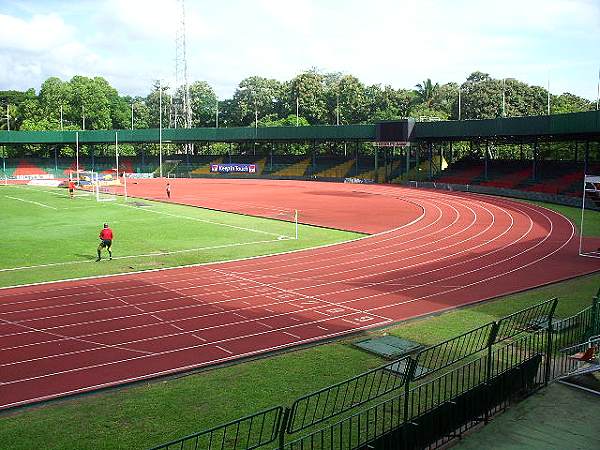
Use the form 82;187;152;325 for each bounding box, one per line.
579;174;600;258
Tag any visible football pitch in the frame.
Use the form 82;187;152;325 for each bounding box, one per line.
0;185;362;288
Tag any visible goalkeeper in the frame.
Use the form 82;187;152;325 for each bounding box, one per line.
96;223;114;261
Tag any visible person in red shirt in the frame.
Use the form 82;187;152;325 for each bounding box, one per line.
96;223;114;261
68;179;75;199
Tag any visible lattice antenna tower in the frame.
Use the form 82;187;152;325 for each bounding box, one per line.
174;0;192;130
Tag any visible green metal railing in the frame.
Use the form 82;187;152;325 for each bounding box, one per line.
148;406;283;450
286;357;411;433
148;295;599;450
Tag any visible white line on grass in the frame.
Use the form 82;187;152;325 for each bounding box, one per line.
4;195;58;210
0;238;282;273
115;202;290;239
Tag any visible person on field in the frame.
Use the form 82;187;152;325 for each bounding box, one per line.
96;223;113;261
166;182;171;199
68;179;75;199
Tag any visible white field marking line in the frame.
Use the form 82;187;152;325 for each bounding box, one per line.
0;317;391;411
0;238;281;273
0;195;427;294
4;195;58;210
18;186;90;198
366;206;575;314
0;299;392;374
115;202;287;239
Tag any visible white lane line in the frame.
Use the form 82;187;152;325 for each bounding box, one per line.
4;195;58;210
283;331;301;339
214;345;233;354
0;317;391;411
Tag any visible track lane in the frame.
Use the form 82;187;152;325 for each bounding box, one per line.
0;180;598;411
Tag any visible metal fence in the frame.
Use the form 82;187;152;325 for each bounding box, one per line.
149;296;600;450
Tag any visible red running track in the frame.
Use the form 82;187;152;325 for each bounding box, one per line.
1;179;599;411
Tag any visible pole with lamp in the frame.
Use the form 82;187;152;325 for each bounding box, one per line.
159;80;163;178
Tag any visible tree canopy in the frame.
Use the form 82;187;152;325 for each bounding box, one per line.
0;71;594;135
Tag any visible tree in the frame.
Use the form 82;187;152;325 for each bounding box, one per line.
231;77;284;126
187;81;217;127
553;93;593;114
145;81;172;128
414;79;440;108
286;71;328;125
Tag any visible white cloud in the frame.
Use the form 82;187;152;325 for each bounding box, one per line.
0;0;598;100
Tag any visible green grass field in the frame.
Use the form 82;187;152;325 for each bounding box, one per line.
0;185;362;288
0;189;599;450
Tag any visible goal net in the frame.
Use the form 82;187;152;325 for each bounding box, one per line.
579;174;600;258
70;170;120;202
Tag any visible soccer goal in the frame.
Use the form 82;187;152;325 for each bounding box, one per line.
579;174;600;258
70;170;120;202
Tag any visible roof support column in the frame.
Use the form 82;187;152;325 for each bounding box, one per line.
484;141;489;180
531;139;540;181
374;145;379;183
355;141;359;176
428;142;433;181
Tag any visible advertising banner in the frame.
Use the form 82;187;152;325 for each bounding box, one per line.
210;163;257;174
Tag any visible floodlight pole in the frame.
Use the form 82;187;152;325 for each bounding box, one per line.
580;175;587;255
82;105;86;130
215;100;219;128
296;97;299;126
60;105;63;131
547;79;551;115
131;103;134;130
159;80;163;178
458;88;462;120
502;78;506;117
115;132;119;180
75;131;80;182
6;104;9;132
596;67;600;111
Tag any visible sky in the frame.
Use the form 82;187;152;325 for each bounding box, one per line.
0;0;599;100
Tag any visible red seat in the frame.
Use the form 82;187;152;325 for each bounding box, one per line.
569;346;597;362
